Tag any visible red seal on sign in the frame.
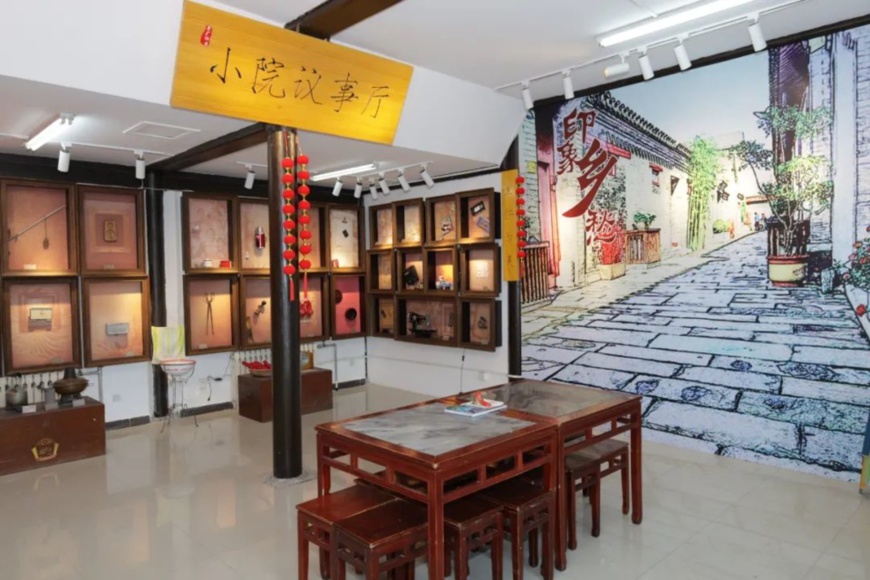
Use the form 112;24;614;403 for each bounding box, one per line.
200;25;213;46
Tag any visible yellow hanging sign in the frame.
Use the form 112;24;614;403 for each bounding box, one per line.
502;170;520;282
171;1;414;145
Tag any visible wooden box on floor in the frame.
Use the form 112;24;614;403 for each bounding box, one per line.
238;368;333;423
0;397;106;476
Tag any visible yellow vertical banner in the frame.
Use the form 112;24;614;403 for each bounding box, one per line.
502;170;519;281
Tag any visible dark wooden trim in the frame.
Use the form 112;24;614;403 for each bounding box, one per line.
285;0;405;39
146;172;168;417
0;153;142;189
77;185;147;277
81;277;152;368
532;13;870;111
106;415;151;430
180;401;234;417
149;123;268;173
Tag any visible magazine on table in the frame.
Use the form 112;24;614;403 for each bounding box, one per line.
444;398;506;417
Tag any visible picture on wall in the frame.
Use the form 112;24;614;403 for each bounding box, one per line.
332;275;364;338
81;188;143;274
185;276;236;353
519;23;870;481
329;207;360;270
185;196;233;271
429;198;457;244
241;277;271;347
240;200;270;271
83;279;149;365
2;182;75;274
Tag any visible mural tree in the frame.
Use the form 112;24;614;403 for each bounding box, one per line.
687;138;721;251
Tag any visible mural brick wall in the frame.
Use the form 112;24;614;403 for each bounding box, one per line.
518;112;542;241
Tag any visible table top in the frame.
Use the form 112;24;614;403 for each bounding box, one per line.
0;396;103;421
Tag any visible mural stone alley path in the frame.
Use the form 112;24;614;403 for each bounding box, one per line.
522;233;870;481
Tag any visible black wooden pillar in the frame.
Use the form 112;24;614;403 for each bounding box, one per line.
146;172;169;417
268;126;303;478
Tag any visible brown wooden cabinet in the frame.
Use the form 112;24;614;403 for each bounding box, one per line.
626;229;661;265
238;368;333;422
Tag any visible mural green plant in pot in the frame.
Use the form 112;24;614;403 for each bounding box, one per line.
838;233;870;325
633;211;656;230
730;105;833;287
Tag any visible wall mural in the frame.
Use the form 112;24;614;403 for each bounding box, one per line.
521;23;870;481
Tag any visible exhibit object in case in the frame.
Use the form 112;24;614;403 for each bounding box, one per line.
328;206;362;271
371;205;394;248
426;248;457;293
241;277;272;348
371;296;396;336
184;276;238;354
183;195;236;272
461;244;501;296
300;275;329;341
368;250;394;292
80;187;144;275
427;196;458;246
460;299;501;351
396;200;424;246
332;275;365;338
3;279;81;372
397;299;457;345
459;189;496;242
239;200;270;272
397;248;425;293
83;278;150;366
2;181;77;275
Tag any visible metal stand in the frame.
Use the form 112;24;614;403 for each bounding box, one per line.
159;360;197;433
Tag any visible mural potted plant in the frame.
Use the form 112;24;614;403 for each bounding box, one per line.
730;105;833;286
838;230;870;338
597;230;626;280
632;211;656;231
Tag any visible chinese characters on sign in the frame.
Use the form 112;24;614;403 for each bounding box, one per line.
558;110;619;219
502;170;521;281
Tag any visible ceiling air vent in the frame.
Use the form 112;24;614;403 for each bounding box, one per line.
123;121;201;140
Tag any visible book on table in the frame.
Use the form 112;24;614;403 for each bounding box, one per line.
444;399;506;417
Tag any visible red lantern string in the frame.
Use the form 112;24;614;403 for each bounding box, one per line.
281;137;297;302
296;152;312;297
515;175;526;277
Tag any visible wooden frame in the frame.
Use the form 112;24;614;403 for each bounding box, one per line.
367;249;395;293
183;275;239;355
394;199;425;248
459;298;501;352
306;203;330;273
396;247;425;294
395;297;458;348
457;189;497;244
181;193;238;274
239;276;272;349
1;179;78;276
300;274;331;343
459;243;501;297
78;186;146;277
238;197;271;274
369;295;396;338
369;204;395;249
2;277;82;373
425;195;458;247
331;274;366;339
424;247;457;295
82;277;151;366
327;205;364;273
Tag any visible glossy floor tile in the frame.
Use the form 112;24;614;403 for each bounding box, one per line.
0;384;867;580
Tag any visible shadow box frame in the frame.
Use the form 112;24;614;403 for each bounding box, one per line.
459;243;502;298
457;188;499;244
237;197;271;276
330;273;367;340
326;205;365;274
459;298;502;352
395;296;459;348
78;186;147;277
0;179;79;277
368;294;397;338
2;276;82;373
82;277;152;367
367;249;395;294
239;275;273;350
369;204;396;250
394;199;425;248
181;192;239;275
183;274;240;356
303;202;330;274
300;273;331;343
425;246;459;296
425;194;459;248
395;246;426;296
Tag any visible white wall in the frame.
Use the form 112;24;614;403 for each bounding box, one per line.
364;174;510;398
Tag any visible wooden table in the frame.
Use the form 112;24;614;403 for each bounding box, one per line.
472;380;643;571
316;400;559;580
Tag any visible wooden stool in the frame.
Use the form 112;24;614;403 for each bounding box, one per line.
565;439;629;550
481;479;555;580
332;500;428;580
296;484;395;580
444;496;503;580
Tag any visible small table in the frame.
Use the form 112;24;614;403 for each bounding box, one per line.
0;397;106;476
238;368;333;422
316;401;559;580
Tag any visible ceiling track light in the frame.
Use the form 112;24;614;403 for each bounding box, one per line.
420;165;435;189
331;178;343;197
561;70;575;101
638;51;655;81
604;54;631;79
378;173;391;195
310;163;377;182
748;16;766;52
57;143;71;173
368;179;379;201
353;179;363;199
521;81;534;111
134;150;146;180
244;164;256;190
397;172;411;193
674;40;692;71
26;114;75;151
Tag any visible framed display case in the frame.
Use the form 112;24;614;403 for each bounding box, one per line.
240;276;272;349
82;278;150;366
331;275;366;339
370;295;396;337
327;206;363;272
369;205;395;249
3;278;81;372
426;195;458;247
1;180;78;276
182;194;237;273
300;274;329;342
183;276;239;354
396;298;457;347
458;189;497;243
396;247;425;294
239;199;270;274
425;248;457;294
79;187;145;276
395;200;424;247
460;299;501;351
460;243;501;296
368;250;395;293
306;203;328;273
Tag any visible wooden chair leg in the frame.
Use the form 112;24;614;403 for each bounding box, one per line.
445;541;453;578
568;473;578;551
492;514;504;580
528;529;539;568
457;537;470;580
407;560;416;580
330;544;344;580
319;547;330;579
366;553;379;580
591;482;601;538
298;518;310;580
621;456;630;515
510;513;524;580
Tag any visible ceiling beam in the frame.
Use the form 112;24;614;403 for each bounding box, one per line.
285;0;404;39
148;122;268;173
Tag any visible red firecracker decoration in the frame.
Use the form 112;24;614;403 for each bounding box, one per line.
296;152;312;298
515;175;527;275
281;134;297;301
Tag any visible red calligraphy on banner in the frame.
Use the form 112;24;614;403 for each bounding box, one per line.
557;108;619;218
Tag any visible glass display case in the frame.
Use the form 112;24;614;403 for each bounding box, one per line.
300;274;329;342
426;196;458;247
240;276;272;348
239;199;270;273
425;248;457;294
370;205;395;249
396;298;457;346
368;250;395;293
458;189;496;243
460;243;501;296
331;275;365;339
83;278;150;366
370;296;396;337
328;206;363;272
396;248;425;293
460;299;501;351
395;200;424;247
182;194;237;273
79;187;145;276
184;276;238;354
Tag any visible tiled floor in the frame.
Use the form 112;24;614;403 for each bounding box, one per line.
1;384;867;580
